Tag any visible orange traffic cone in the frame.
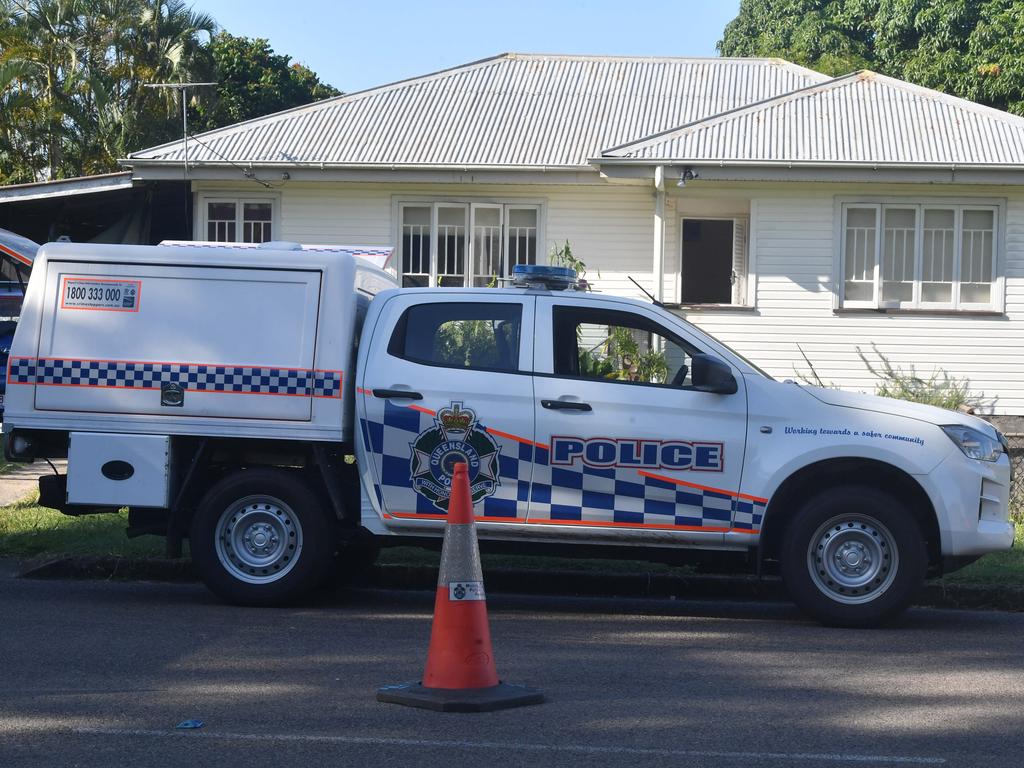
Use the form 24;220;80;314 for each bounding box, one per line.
377;462;543;712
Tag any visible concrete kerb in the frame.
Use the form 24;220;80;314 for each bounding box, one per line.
14;556;1024;612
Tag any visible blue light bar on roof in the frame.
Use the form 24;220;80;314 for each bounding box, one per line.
511;264;577;290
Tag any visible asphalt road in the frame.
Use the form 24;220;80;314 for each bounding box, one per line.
0;567;1021;768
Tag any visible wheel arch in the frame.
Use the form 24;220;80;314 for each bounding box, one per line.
164;437;359;557
188;465;336;605
759;458;941;574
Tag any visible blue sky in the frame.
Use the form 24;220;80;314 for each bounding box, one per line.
197;0;742;93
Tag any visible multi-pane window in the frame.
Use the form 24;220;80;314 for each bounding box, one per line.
203;199;274;243
841;203;998;310
399;202;539;288
437;206;467;287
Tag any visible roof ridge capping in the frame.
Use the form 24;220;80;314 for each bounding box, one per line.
863;69;1024;126
600;68;1024;160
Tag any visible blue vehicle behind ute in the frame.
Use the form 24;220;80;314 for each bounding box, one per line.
0;228;39;418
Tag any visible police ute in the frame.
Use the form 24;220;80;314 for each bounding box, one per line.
2;242;1015;626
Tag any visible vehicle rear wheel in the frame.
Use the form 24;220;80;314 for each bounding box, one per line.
780;486;927;627
190;468;334;606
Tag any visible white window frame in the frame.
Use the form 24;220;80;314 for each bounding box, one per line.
393;197;544;287
195;193;280;244
678;216;750;307
835;197;1004;312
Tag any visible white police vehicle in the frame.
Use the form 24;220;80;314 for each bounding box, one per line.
2;242;1015;626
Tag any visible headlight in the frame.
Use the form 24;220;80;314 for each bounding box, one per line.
941;425;1003;462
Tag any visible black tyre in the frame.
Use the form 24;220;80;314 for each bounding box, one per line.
779;486;927;627
190;468;334;606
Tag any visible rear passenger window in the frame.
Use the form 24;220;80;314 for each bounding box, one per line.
388;302;522;372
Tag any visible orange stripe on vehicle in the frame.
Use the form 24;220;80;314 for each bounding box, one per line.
0;243;32;266
389;512;524;523
356;387;373;395
385;399;544;450
485;427;550;450
637;470;768;504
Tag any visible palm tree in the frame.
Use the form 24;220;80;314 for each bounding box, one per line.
0;0;215;180
117;0;216;156
0;58;41;183
1;0;89;179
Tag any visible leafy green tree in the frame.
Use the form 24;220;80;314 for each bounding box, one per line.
0;2;339;182
0;0;215;179
718;0;874;75
191;32;340;132
80;0;217;173
718;0;1024;115
0;0;88;181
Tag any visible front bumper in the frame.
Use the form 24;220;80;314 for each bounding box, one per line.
925;449;1015;557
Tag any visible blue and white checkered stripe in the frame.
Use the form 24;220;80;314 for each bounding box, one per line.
360;401;531;519
360;400;766;531
733;498;766;531
7;357;341;398
528;457;764;531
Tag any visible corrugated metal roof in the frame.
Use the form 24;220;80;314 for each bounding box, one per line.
127;53;827;168
603;71;1024;165
0;171;135;204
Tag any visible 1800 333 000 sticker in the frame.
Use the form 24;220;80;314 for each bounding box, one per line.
60;276;141;312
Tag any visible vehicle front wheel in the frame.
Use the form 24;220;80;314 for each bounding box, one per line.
190;469;334;606
779;486;927;627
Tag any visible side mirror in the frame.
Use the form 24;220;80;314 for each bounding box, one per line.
691;354;738;394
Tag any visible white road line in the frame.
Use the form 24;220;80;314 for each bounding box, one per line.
71;727;945;765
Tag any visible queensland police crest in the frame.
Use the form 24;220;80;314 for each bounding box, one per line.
410;402;500;511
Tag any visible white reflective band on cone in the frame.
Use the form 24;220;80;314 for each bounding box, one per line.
437;522;484;587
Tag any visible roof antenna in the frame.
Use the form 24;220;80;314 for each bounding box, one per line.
628;276;665;308
144;82;217;176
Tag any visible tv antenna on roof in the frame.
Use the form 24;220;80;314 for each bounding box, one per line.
144;82;217;175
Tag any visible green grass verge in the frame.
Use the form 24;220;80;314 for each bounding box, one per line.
0;499;163;558
0;500;688;573
934;524;1024;588
0;497;1021;588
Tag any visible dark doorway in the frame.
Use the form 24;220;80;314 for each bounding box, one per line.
681;218;733;304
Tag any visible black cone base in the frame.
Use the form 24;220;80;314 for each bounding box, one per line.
376;681;544;712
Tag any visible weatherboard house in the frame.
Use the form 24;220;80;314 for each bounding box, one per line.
17;53;1024;418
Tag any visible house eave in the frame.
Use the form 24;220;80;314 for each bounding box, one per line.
0;171;137;204
121;159;605;185
591;158;1024;185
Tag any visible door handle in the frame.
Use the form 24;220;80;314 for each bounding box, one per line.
373;388;423;400
541;399;592;412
